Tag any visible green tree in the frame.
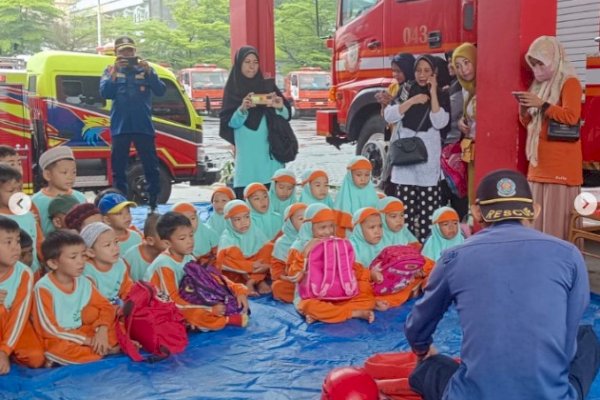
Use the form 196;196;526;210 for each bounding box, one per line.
0;0;62;55
47;14;99;53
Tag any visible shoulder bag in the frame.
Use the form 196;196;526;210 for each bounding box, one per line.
547;120;580;142
389;107;430;166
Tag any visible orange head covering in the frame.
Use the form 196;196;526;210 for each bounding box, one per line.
433;209;459;224
172;202;197;214
284;202;308;221
351;207;380;227
211;186;236;202
309;208;336;224
243;182;269;199
301;169;328;185
347;158;372;171
224;200;250;219
378;197;406;214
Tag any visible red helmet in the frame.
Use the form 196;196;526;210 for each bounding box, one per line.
321;367;379;400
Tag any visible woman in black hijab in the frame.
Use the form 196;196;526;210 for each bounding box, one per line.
219;46;291;199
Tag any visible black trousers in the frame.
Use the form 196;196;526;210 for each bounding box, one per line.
409;325;600;400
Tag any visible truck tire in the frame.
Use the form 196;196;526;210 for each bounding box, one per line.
127;162;172;205
356;114;387;181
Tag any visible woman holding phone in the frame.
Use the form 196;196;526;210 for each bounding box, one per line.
517;36;582;240
219;46;291;199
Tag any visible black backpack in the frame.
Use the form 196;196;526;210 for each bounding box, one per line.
266;114;299;164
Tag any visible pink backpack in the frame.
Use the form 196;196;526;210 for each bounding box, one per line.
441;143;467;198
370;245;426;296
298;237;359;301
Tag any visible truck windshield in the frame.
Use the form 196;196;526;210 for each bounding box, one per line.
191;71;227;89
299;74;331;90
341;0;377;26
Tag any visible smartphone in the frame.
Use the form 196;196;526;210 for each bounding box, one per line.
125;56;139;67
251;93;272;105
511;91;522;102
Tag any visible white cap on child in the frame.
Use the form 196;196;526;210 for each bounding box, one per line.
80;222;112;248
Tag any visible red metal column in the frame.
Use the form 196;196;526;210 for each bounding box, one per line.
475;0;557;185
229;0;276;79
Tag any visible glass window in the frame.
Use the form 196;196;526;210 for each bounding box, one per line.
341;0;377;26
299;74;331;90
152;79;191;126
190;71;227;89
56;76;106;109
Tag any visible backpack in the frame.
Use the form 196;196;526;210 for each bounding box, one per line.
441;142;467;198
178;261;243;316
115;281;188;362
298;237;358;301
267;114;299;163
370;245;426;296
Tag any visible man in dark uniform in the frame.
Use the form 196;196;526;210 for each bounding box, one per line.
99;36;166;212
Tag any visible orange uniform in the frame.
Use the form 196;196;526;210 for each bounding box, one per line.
84;258;134;304
216;244;273;284
270;257;295;303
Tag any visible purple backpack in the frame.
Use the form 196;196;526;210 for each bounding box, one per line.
178;261;243;316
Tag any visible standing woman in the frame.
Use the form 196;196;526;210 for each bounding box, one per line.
384;55;450;241
518;36;582;240
219;46;292;199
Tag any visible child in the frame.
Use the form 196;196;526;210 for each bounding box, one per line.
244;183;282;241
48;195;80;231
269;169;297;217
216;200;273;296
65;203;103;232
271;203;306;303
145;212;249;330
98;192;142;255
0;145;23;176
172;202;220;263
0;165;43;273
0;217;44;374
123;213;167;281
32;146;87;236
81;222;133;304
422;206;464;262
32;230;120;365
287;204;376;324
377;196;419;247
298;168;335;208
334;156;379;238
19;230;34;268
207;186;236;236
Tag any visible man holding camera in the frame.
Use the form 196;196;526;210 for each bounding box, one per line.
99;36;166;211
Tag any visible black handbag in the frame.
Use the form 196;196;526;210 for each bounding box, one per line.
547;120;580;142
266;113;299;163
389;107;430;166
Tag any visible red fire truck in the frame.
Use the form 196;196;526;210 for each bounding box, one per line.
316;0;600;184
282;67;335;117
177;64;228;116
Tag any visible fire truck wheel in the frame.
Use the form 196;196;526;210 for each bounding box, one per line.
361;132;387;187
127;162;172;205
356;115;386;156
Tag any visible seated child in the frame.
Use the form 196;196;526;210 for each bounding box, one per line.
65;203;103;232
144;212;249;330
32;146;87;236
94;188;142;236
271;203;307;303
0;145;23;176
377;196;419;247
123;213;167;281
98;193;142;255
0;165;43;273
0;217;44;374
81;222;133;304
216;200;273;296
207;186;236;236
172;202;220;263
33;230;120;365
48;195;80;231
244;183;282;241
19;230;34;268
422;206;464;262
269;169;297;217
298;169;334;207
287;204;376;324
334;156;379;238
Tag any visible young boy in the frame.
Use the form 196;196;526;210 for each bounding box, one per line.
48;195;80;231
144;212;249;331
98;192;142;255
0;145;23;176
172;202;219;264
64;203;103;232
19;230;34;268
32;230;120;366
32;146;87;236
0;165;43;273
123;213;167;281
0;217;45;374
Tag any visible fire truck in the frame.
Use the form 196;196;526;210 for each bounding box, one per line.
0;51;219;202
316;0;600;184
177;64;228;116
282;67;335;118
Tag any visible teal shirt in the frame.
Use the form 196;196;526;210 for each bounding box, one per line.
0;262;32;310
119;229;143;256
35;274;92;330
123;245;153;282
2;211;41;272
144;252;194;289
207;211;226;237
32;190;87;236
193;223;220;259
83;258;128;302
229;107;289;188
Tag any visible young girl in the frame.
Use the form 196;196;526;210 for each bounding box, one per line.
216;200;273;296
333;157;379;238
422;206;464;262
207;186;236;236
298;169;334;207
287;204;375;324
244;183;282;241
172;202;220;263
377;196;419;247
271;203;306;303
269;168;297;218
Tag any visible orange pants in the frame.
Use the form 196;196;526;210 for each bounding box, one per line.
296;280;375;323
375;278;425;309
223;271;267;285
271;280;295;303
44;322;118;365
11;321;45;368
181;307;235;331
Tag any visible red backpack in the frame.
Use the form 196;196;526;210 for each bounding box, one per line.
370;245;426;296
115;281;188;362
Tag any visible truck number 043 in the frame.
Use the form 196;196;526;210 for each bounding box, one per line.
403;26;428;45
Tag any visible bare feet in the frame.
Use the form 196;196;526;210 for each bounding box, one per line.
305;315;316;324
410;284;423;299
245;280;259;297
375;300;390;312
352;309;375;324
108;345;121;355
257;280;272;295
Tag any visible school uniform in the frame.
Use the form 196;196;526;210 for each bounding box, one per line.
193;222;220;263
298;169;335;208
123;244;155;282
32;189;87;236
83;258;133;304
0;209;44;273
377;197;419;248
117;229;143;256
422;207;464;262
268;169;298;223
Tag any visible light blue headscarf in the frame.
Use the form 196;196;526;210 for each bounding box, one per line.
289;203;333;253
244;183;282;241
272;203;307;262
207;186;236;236
349;207;386;268
172;202;220;258
298;169;335;207
422;206;465;261
269;168;298;217
218;200;270;257
333;156;379;215
378;196;418;246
